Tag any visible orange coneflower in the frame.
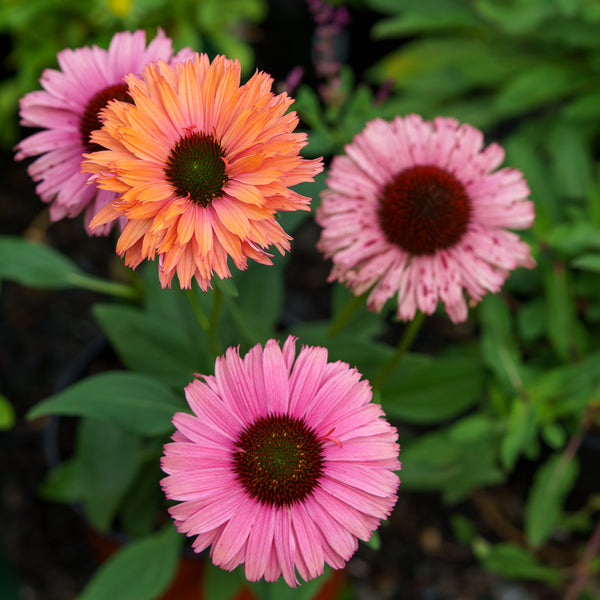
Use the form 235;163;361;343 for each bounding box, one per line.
83;53;323;289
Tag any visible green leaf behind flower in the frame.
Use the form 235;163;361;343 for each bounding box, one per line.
28;372;184;437
77;524;182;600
525;453;579;548
93;303;205;388
379;354;484;423
0;237;136;298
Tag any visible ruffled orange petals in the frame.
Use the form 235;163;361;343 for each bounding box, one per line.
83;52;323;289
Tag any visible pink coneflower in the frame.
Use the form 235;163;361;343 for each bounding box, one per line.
83;53;323;290
15;29;193;235
161;336;400;586
316;114;535;323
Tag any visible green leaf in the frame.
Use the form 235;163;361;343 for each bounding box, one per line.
248;569;329;600
40;457;85;504
479;294;525;393
547;124;593;200
474;0;553;34
289;322;394;382
140;262;198;331
564;90;600;122
380;354;484;423
525;353;600;421
475;542;561;585
544;221;600;257
363;530;381;551
401;416;504;503
504;133;560;229
93;303;204;387
226;258;285;345
494;64;578;118
525;453;579;548
77;418;143;533
542;259;582;362
372;1;479;38
500;400;538;470
571;253;600;273
77;524;182;600
0;237;136;298
118;459;165;538
28;372;184;437
294;85;324;130
0;236;92;289
449;414;495;442
517;299;546;343
340;85;377;138
0;394;15;430
451;514;476;544
205;564;247;600
541;423;566;450
330;284;384;339
370;37;525;99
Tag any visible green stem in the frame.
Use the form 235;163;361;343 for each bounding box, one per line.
67;273;139;300
327;292;367;337
209;286;224;357
372;310;426;389
185;288;210;332
185;286;223;357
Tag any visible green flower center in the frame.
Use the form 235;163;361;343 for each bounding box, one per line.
164;133;228;206
378;165;472;255
233;414;324;507
80;82;131;152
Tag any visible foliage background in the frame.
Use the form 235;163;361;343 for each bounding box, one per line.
1;0;600;599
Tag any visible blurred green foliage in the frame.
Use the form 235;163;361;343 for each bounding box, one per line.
0;0;267;149
291;0;600;593
3;0;600;597
342;0;600;592
0;394;15;429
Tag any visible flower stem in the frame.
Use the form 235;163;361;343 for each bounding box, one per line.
372;310;426;389
185;288;210;331
327;292;367;337
209;286;224;357
67;273;139;300
185;287;223;358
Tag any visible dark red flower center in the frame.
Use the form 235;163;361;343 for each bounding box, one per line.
233;414;324;507
80;83;131;152
378;165;472;255
164;133;228;206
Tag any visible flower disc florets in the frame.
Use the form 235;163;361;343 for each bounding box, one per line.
233;414;324;507
82;53;323;289
316;114;536;323
161;336;400;587
164;133;228;206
